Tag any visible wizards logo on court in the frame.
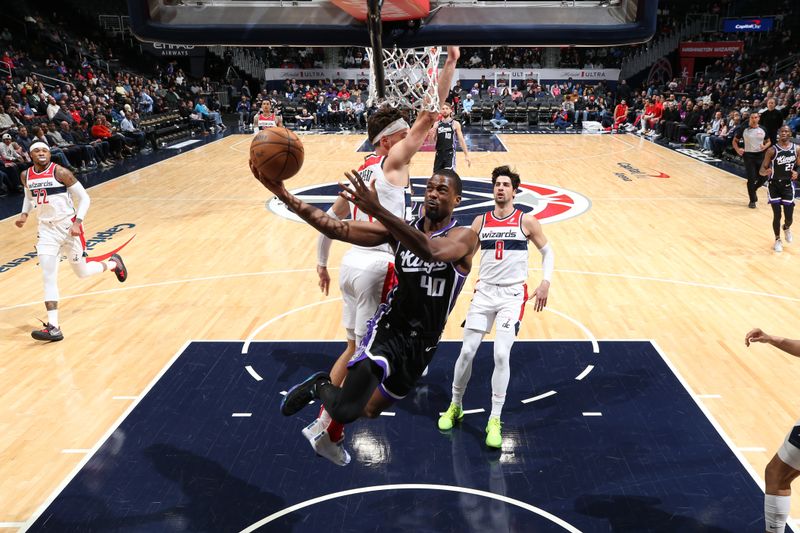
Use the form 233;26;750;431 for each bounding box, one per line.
267;177;590;226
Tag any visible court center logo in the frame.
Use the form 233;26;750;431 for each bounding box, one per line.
267;177;590;226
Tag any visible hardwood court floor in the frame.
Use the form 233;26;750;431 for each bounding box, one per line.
1;132;799;527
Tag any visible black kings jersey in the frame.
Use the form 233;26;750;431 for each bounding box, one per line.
772;143;798;181
435;120;455;154
382;217;467;336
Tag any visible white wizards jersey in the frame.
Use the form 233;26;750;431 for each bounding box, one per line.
255;112;277;131
478;209;529;285
345;153;407;258
26;163;75;223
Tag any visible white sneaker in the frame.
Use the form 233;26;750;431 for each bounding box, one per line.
302;418;351;466
313;431;351;466
785;227;793;244
301;418;326;442
774;239;783;253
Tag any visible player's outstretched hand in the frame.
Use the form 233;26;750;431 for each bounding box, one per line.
15;214;27;228
250;159;285;196
530;280;550;312
745;328;772;347
317;265;330;296
340;169;382;217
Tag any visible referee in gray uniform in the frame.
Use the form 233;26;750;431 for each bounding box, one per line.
733;112;772;208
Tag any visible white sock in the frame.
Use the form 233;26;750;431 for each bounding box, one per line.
47;309;59;328
765;494;791;532
107;260;118;271
319;408;332;429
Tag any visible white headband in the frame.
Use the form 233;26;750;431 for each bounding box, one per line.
371;118;410;145
29;142;50;153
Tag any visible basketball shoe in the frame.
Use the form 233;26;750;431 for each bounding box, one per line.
302;419;351;466
784;226;793;244
485;417;503;449
281;372;330;416
110;254;127;282
32;322;64;342
437;403;463;431
774;239;783;253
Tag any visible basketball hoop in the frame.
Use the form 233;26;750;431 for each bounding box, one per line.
363;0;440;112
366;46;441;112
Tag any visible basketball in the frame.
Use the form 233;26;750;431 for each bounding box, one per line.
250;127;304;182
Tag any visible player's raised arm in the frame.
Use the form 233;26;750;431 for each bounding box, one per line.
384;47;460;173
252;163;390;248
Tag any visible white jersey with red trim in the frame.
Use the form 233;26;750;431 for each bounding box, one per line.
477;209;529;285
26;163;75;223
255;112;277;131
345;153;407;257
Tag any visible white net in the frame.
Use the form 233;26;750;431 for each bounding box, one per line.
365;46;442;112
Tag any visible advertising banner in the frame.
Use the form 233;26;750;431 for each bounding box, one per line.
678;41;744;58
722;18;773;32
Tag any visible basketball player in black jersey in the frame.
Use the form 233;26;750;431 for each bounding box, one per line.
759;125;799;252
430;102;471;172
252;164;478;460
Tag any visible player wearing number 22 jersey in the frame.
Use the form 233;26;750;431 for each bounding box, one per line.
16;143;128;343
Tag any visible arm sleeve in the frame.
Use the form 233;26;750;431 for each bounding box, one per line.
21;186;34;214
316;207;341;267
68;181;90;221
538;243;554;282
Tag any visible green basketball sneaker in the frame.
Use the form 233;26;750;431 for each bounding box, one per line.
437;403;464;431
485;417;503;449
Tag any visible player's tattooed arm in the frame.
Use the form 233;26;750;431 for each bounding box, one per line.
342;169;476;263
251;162;390;247
54;164;78;187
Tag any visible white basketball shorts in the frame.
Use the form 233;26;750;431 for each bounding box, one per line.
778;420;800;471
339;251;396;338
36;217;85;261
463;280;528;335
